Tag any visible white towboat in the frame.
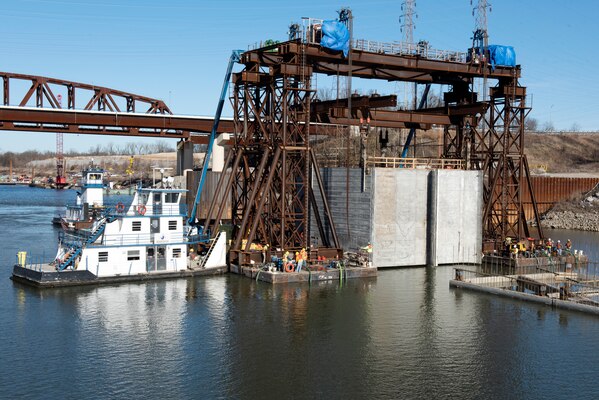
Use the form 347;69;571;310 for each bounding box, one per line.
12;167;227;287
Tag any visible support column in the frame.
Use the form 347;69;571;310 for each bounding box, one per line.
426;170;438;267
176;139;194;176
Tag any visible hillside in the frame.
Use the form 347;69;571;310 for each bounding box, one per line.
525;132;599;174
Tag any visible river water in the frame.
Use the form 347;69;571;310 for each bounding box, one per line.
1;186;599;399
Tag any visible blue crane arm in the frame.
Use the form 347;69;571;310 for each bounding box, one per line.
188;50;242;227
401;83;431;158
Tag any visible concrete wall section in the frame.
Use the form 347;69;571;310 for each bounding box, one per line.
372;169;429;267
311;168;371;250
313;167;483;268
431;170;483;265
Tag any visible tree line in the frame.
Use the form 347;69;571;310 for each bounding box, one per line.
0;140;175;168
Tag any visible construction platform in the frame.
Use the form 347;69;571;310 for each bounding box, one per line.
11;264;227;288
482;254;588;275
230;264;377;284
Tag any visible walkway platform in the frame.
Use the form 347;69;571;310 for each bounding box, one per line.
230;264;377;284
482;254;588;275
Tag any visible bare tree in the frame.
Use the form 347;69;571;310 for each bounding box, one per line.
524;117;539;132
542;121;555;132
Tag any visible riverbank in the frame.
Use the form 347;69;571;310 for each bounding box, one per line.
541;209;599;232
539;187;599;232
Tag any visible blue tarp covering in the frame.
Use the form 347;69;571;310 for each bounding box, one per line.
488;45;516;69
320;20;350;57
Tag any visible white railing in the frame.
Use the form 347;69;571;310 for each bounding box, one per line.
352;39;467;63
366;157;466;170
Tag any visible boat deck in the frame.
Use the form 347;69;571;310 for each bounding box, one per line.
11;264;227;288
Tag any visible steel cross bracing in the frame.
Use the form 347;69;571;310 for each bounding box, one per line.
204;43;341;265
229;38;542;250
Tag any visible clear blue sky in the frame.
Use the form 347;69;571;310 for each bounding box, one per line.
1;0;598;152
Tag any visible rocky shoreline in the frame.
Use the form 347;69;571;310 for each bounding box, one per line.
540;209;599;232
538;190;599;232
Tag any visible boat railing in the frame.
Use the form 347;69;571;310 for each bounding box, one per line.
107;203;188;217
15;251;52;272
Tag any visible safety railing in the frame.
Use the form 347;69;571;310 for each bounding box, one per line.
365;157;466;170
107;203;188;217
15;251;52;272
246;19;468;64
60;230;189;247
352;39;467;63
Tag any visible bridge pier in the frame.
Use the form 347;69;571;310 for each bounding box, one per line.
176;139;194;176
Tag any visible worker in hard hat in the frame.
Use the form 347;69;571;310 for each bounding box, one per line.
566;239;572;254
556;240;562;256
511;244;518;259
297;247;307;273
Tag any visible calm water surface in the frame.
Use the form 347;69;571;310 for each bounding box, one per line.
1;186;599;399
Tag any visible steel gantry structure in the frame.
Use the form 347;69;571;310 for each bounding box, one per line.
0;27;543;256
208;32;542;262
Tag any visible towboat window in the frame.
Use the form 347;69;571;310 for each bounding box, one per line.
168;220;177;230
89;173;101;180
153;193;161;203
165;193;178;203
173;248;181;258
132;221;142;232
99;252;108;262
127;250;140;261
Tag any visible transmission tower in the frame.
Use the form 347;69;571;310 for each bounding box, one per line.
400;0;416;44
400;0;417;108
471;0;491;101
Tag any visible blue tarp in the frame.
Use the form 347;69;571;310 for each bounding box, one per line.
320;20;350;57
488;45;516;70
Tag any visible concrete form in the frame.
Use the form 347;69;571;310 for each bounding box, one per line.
450;276;599;316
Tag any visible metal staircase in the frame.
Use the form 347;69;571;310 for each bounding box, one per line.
57;216;115;271
196;231;224;269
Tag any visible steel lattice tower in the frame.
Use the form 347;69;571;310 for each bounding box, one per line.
400;0;416;45
400;0;416;108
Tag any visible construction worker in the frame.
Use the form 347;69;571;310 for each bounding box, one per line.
546;238;553;254
556;240;562;256
299;247;307;272
510;244;518;259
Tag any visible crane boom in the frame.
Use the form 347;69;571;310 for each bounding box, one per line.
188;50;242;228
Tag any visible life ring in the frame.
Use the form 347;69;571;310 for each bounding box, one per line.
284;262;294;273
116;202;125;213
138;205;147;216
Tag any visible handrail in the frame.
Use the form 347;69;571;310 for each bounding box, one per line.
365;157;465;170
